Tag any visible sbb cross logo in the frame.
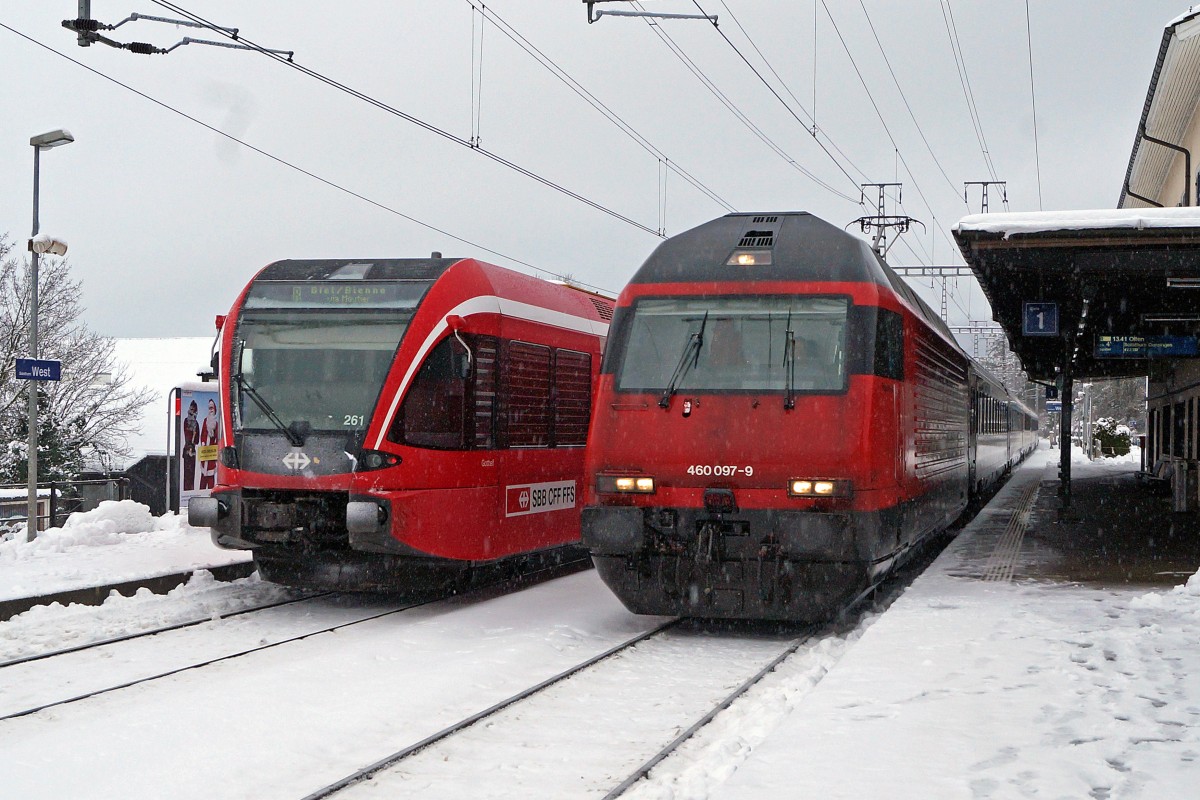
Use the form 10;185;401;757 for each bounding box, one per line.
505;480;576;517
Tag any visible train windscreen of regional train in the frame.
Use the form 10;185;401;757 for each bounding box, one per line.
230;280;431;436
612;295;848;394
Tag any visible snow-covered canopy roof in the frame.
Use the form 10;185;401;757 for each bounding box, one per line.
954;208;1200;381
956;207;1200;238
1120;9;1200;208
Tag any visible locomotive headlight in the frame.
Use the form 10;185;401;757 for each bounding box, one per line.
788;479;850;497
598;475;656;494
726;248;773;266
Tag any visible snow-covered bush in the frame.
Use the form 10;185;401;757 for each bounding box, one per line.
1093;417;1131;457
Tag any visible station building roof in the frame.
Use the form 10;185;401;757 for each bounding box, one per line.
953;207;1200;382
1121;8;1200;208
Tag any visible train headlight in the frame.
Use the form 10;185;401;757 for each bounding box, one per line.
358;450;401;472
726;248;773;266
598;475;656;494
788;479;850;498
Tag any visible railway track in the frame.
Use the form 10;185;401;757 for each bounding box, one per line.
0;558;589;723
0;589;330;670
303;529;950;799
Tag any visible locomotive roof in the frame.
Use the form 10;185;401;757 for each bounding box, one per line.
253;257;463;283
631;212;959;345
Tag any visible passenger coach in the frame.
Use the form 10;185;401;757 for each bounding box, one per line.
189;256;612;591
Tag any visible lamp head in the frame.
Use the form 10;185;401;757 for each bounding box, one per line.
30;129;74;150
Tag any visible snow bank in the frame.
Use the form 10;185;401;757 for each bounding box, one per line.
0;500;203;561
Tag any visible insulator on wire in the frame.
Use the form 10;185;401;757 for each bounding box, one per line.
65;17;102;32
125;41;159;55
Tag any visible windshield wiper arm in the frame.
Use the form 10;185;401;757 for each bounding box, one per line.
659;311;708;408
234;372;304;447
232;342;304;447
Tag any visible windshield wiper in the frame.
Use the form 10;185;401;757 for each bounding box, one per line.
233;342;305;447
659;311;708;408
784;310;796;410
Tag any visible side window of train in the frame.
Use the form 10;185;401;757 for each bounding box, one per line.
874;308;904;380
499;341;553;448
392;337;470;449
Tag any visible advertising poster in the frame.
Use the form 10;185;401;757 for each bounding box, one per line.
177;383;220;509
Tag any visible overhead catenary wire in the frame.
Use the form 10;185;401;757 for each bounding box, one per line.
148;0;662;238
816;1;961;265
696;0;872;190
1024;0;1044;211
628;1;861;204
0;21;618;298
462;0;736;212
854;0;965;205
940;0;1002;187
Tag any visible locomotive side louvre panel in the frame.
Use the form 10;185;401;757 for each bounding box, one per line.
909;327;969;480
499;341;552;448
472;336;499;449
553;349;593;447
389;335;593;451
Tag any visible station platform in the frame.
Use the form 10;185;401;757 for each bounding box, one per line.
711;445;1200;799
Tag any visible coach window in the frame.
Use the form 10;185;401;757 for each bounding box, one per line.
1175;401;1187;458
500;341;552;448
393;337;469;449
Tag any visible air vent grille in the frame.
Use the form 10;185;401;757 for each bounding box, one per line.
590;296;615;321
738;229;775;248
751;215;779;224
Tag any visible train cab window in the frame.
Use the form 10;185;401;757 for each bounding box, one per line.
874;309;904;380
393;337;469;449
612;296;848;394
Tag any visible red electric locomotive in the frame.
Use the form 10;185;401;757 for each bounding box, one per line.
582;212;1036;621
189;256;612;591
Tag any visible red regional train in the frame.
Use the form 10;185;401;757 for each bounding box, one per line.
188;256;613;591
582;212;1037;621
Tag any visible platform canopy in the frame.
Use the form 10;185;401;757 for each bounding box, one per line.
953;207;1200;381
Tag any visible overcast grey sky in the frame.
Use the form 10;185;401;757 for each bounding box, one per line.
0;1;1191;339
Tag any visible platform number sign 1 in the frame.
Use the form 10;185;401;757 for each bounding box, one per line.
1023;302;1059;337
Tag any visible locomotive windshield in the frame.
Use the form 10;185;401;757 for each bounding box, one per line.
231;280;429;435
614;296;848;393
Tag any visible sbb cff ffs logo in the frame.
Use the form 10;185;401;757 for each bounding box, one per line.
505;480;576;517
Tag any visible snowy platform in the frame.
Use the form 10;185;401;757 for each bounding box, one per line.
706;448;1200;799
0;501;251;620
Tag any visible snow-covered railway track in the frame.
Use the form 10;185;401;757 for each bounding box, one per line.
0;593;431;722
305;538;949;799
304;618;825;799
0;590;332;670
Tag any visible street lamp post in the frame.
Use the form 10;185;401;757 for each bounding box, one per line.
26;129;74;542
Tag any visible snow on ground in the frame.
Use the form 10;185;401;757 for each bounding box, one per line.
0;499;250;603
0;458;1197;797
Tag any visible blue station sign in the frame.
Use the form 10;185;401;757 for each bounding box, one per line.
1095;335;1199;358
15;358;61;381
1023;302;1059;337
1046;400;1062;413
